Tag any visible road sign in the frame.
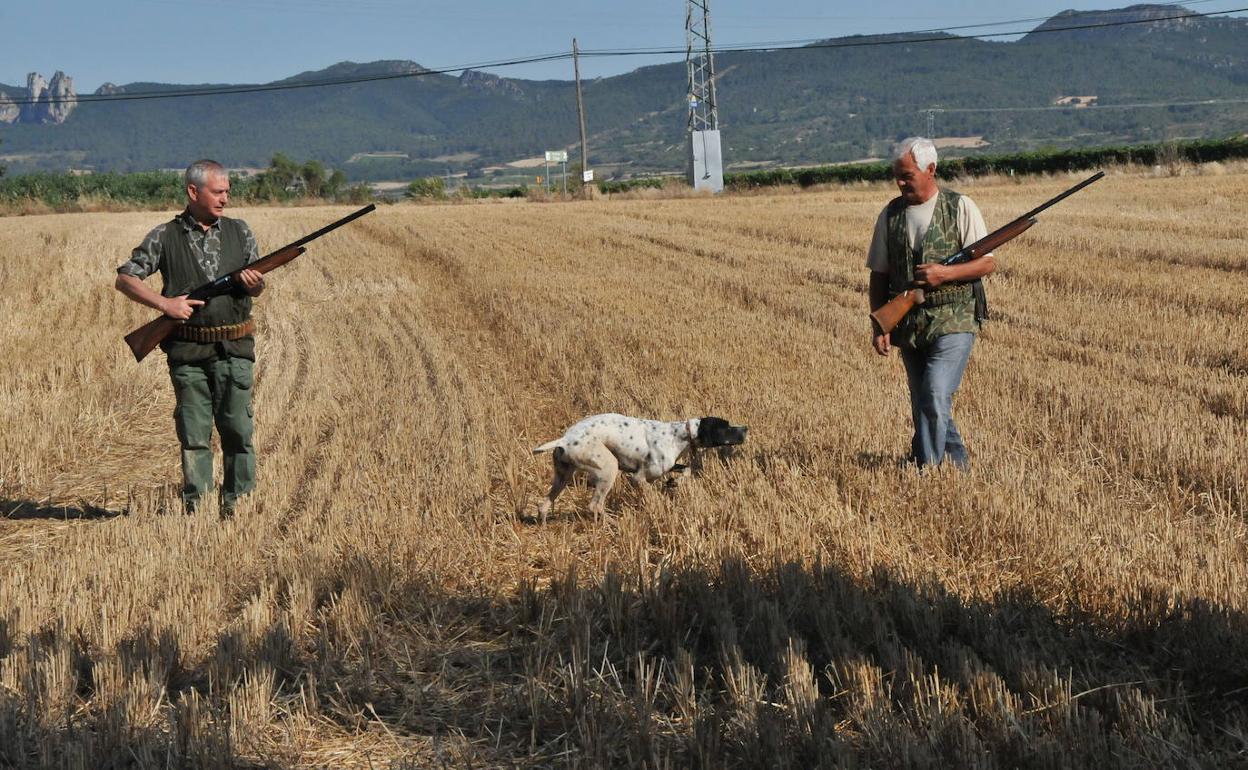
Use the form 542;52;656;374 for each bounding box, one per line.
582;170;594;182
545;150;568;162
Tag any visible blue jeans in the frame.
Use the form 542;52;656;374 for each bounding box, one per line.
899;332;974;469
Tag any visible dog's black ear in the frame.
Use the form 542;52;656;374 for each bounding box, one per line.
696;416;727;444
696;416;748;447
698;416;728;432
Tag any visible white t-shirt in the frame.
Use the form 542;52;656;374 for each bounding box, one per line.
865;193;990;272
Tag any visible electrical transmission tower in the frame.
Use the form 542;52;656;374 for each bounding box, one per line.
687;0;718;133
686;0;723;193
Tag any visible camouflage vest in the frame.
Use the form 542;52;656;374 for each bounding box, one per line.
157;216;255;364
886;188;979;349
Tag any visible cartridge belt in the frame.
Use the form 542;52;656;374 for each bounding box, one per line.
921;284;973;308
174;319;255;342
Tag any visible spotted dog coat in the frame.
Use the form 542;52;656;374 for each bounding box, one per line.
532;413;748;521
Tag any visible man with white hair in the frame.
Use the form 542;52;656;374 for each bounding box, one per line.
866;137;995;470
115;159;265;516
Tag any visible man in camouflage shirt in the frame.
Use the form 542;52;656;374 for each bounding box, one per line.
115;159;265;515
866;137;996;470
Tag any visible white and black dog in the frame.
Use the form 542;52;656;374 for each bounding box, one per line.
532;414;748;521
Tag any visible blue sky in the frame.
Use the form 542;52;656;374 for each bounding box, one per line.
2;0;1243;90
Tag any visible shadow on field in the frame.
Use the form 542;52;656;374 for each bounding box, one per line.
852;451;911;470
5;555;1248;767
0;498;127;521
475;559;1248;768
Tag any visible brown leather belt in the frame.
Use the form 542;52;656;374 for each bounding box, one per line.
174;319;255;342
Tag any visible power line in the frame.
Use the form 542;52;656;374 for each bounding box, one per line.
124;0;1231;29
3;5;1246;107
718;0;1229;22
2;52;574;106
582;0;1237;54
580;4;1248;56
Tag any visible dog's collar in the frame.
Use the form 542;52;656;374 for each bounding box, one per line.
686;418;698;447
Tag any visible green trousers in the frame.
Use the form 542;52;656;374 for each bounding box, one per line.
169;356;255;510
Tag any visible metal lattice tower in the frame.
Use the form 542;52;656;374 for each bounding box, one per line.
686;0;718;132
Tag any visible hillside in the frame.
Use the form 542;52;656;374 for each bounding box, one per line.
0;5;1245;178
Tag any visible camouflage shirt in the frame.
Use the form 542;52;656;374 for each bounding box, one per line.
117;209;258;281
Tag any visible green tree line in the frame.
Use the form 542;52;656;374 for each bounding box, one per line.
588;136;1248;194
4;138;1246;208
720;136;1248;190
0;154;367;209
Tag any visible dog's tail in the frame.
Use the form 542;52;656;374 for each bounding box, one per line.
532;438;565;454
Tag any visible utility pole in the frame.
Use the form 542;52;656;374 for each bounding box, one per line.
686;0;723;193
573;38;590;198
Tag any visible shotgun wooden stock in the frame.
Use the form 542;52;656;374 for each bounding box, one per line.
870;288;925;335
869;172;1104;336
123;204;375;362
123;315;183;363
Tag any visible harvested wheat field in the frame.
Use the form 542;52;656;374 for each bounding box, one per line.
1;168;1246;768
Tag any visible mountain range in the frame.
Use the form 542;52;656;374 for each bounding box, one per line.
1;4;1246;180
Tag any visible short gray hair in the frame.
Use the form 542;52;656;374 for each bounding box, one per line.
185;159;227;188
892;137;938;170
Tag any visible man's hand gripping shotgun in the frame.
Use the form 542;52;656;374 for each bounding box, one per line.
870;172;1104;336
123;204;376;362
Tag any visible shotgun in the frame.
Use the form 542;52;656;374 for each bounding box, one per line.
123;203;376;362
870;172;1104;335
